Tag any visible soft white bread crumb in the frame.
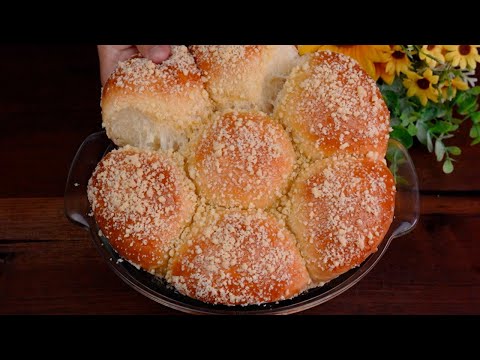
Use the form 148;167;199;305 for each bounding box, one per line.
101;45;213;151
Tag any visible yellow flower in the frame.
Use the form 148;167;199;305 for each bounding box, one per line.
403;68;439;106
444;45;480;69
384;45;411;75
375;62;395;85
297;45;390;80
419;45;445;68
376;45;410;84
439;77;469;101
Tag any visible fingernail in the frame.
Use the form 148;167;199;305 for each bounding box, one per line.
148;46;171;63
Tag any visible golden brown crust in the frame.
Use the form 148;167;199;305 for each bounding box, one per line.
103;51;202;96
188;110;295;208
189;45;298;112
90;45;397;306
274;50;390;160
288;155;395;284
167;207;311;305
87;146;196;275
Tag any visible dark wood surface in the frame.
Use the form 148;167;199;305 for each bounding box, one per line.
1;45;479;314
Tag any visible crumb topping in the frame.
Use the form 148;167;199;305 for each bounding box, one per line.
190;45;261;72
87;145;196;271
190;45;261;101
108;45;203;94
189;110;295;208
91;45;396;306
168;208;310;305
275;50;390;158
189;45;295;112
289;155;395;278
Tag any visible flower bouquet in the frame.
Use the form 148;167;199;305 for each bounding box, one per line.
298;45;480;173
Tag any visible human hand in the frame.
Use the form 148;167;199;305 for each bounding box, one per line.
97;45;171;86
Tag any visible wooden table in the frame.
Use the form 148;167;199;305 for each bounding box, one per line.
1;45;479;314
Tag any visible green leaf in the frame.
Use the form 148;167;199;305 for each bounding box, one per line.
390;116;401;127
382;90;399;113
407;123;417;136
443;159;454;174
416;121;428;144
446;84;454;99
458;96;478;115
468;86;480;96
386;147;400;165
471;137;480;145
400;114;410;127
394;175;410;186
398;104;414;123
471;112;480;124
447;146;462;156
435;139;446;162
418;105;438;122
390;126;413;149
436;106;448;120
427;131;433;152
429;120;458;134
470;125;480;139
455;92;470;106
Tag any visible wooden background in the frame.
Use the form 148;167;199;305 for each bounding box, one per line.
0;45;479;314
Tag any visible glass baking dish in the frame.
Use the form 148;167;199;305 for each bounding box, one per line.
65;131;419;315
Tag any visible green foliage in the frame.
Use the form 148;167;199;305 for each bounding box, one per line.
379;49;480;174
390;126;413;149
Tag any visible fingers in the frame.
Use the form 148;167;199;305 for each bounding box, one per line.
136;45;171;63
97;45;172;86
97;45;138;86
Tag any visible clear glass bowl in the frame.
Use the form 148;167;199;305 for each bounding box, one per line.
65;131;419;315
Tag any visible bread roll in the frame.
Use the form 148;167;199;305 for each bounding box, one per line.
87;146;196;275
288;155;395;284
167;207;311;305
274;50;390;160
189;45;298;112
91;45;398;307
101;45;212;151
188;110;295;208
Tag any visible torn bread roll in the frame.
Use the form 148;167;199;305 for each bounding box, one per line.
189;45;298;112
101;45;212;151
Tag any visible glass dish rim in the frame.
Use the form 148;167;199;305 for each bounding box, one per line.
65;130;420;315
